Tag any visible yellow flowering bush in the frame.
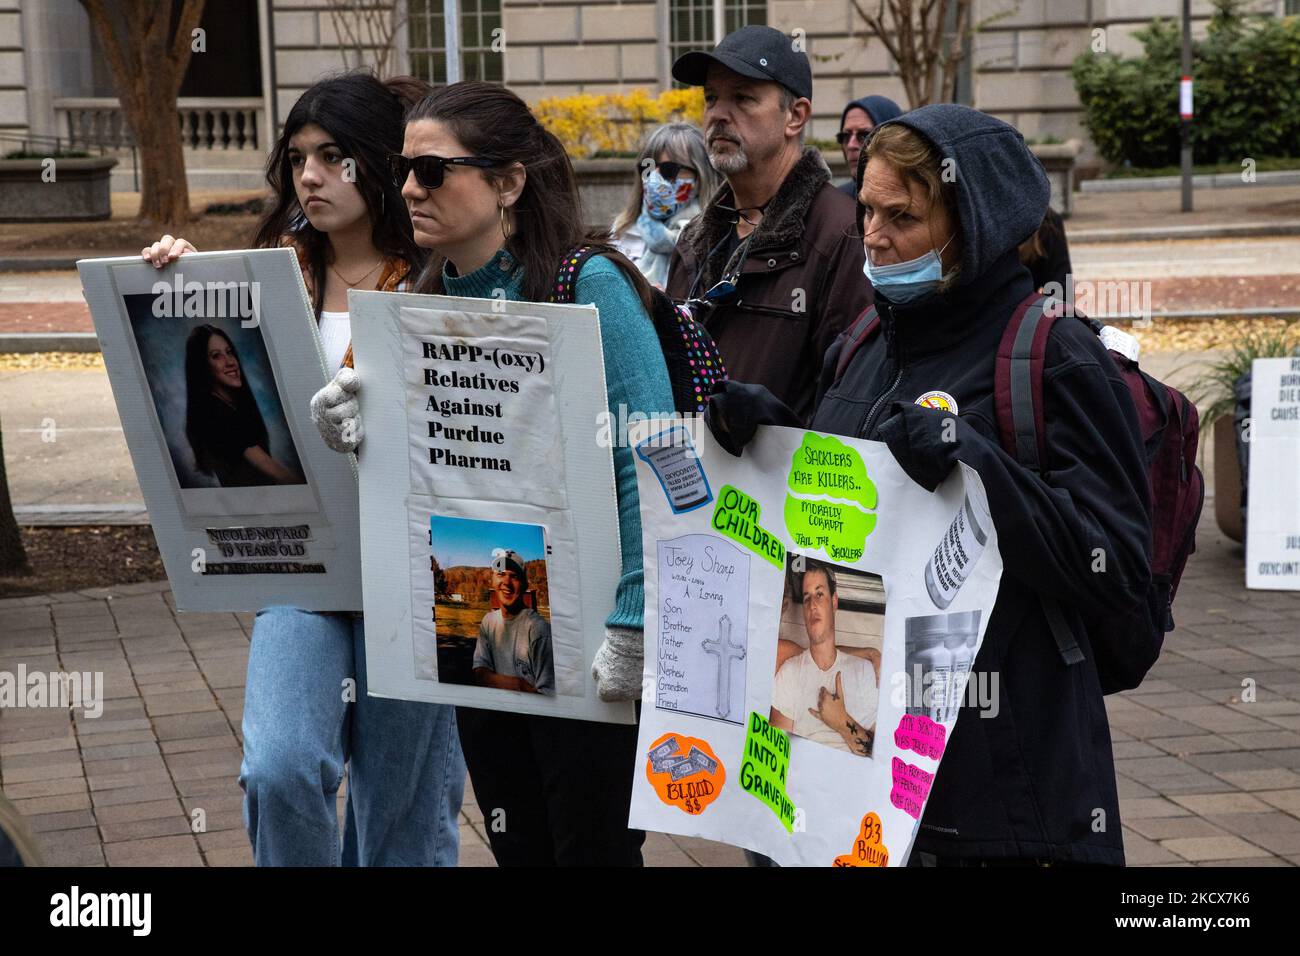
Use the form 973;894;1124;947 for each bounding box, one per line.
534;87;706;159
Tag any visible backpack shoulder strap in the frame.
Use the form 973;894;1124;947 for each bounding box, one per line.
832;306;880;386
993;292;1088;669
548;245;603;304
993;292;1060;472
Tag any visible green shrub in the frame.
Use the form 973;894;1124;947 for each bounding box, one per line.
1072;2;1300;168
3;149;91;160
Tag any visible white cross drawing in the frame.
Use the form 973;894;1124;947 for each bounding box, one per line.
701;614;745;719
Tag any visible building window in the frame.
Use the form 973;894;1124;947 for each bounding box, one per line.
669;0;768;71
408;0;503;84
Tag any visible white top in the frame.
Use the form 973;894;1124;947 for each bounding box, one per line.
319;309;351;370
772;647;879;754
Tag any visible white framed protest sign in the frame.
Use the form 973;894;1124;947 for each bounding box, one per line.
78;249;363;611
1246;356;1300;590
348;289;633;724
628;421;1004;866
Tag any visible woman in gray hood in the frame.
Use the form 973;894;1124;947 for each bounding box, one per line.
709;104;1154;865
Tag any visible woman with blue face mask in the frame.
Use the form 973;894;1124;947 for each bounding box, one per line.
611;123;719;289
705;106;1154;866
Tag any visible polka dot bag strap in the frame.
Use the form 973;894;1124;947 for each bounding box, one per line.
548;245;600;304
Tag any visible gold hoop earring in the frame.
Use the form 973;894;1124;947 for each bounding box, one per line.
499;203;510;241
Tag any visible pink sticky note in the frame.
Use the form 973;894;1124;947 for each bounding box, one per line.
894;714;947;761
890;757;936;820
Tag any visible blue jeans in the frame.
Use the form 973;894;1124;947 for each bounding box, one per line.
239;607;465;866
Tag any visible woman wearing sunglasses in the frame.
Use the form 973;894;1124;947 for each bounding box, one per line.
610;123;718;289
143;72;467;867
313;80;674;866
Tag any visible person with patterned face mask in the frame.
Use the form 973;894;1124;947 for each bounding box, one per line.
612;123;718;289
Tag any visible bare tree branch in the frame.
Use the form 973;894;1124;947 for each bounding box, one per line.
851;0;976;109
325;0;406;76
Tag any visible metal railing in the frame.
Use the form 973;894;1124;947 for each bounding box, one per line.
53;97;263;152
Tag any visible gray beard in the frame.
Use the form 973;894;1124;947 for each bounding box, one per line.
708;142;749;175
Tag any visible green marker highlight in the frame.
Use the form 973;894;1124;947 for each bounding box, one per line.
783;432;879;562
787;433;878;509
783;495;878;563
711;485;785;569
741;711;795;832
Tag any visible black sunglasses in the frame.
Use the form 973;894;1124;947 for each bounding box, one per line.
836;129;872;146
388;153;496;190
643;160;695;182
697;230;759;307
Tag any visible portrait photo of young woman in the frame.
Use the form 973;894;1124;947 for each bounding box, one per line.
183;324;305;488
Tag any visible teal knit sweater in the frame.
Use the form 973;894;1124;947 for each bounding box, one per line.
441;248;674;631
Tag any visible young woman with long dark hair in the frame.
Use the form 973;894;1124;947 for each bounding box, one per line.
143;72;466;867
314;80;675;865
183;324;301;486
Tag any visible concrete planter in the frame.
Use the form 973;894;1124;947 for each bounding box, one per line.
578;144;1080;222
824;144;1081;217
1030;140;1081;218
573;158;640;231
1213;414;1244;544
0;156;117;221
574;152;857;229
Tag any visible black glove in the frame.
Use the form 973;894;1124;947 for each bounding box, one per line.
875;401;964;491
704;380;801;457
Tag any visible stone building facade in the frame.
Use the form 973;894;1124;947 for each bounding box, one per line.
0;0;1290;187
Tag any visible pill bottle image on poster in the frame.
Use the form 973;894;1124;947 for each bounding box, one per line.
904;611;981;723
636;425;713;514
924;479;991;609
933;620;979;722
904;615;950;719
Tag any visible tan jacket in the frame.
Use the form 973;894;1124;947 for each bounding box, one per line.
288;238;412;368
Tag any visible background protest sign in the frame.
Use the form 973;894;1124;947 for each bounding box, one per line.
628;421;1003;866
1247;357;1300;590
78;250;362;611
349;290;632;723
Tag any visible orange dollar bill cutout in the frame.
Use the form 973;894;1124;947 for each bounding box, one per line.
833;811;890;867
644;732;725;815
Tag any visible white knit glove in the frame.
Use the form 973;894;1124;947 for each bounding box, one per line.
310;367;363;453
592;626;644;702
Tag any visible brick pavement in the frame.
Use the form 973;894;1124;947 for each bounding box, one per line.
1;507;1298;867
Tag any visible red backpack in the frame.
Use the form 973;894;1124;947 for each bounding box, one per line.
833;293;1205;694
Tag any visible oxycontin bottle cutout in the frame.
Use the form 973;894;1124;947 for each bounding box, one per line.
636;425;713;514
935;613;979;722
904;615;950;720
924;481;990;609
905;611;981;722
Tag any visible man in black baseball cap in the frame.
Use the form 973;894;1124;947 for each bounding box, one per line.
665;26;870;424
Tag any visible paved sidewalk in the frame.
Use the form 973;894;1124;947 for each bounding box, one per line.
0;585;741;867
1065;181;1300;236
1;508;1298;866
